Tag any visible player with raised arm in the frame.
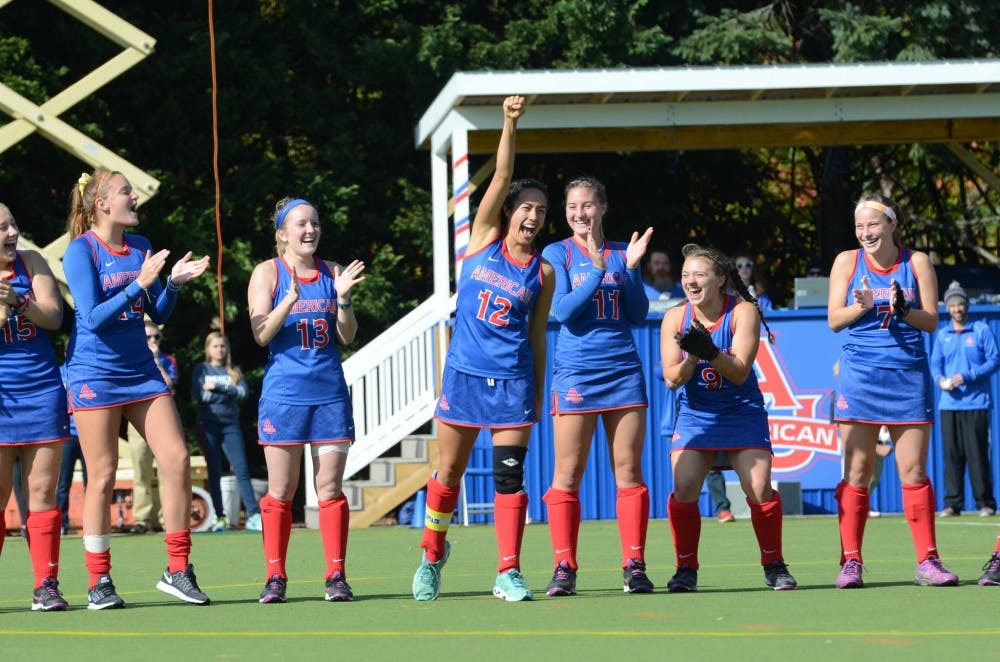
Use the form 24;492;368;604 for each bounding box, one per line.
411;96;555;602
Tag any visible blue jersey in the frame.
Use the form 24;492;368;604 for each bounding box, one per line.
63;231;178;376
261;257;351;405
445;237;544;379
0;252;63;399
842;248;925;369
542;238;648;374
677;295;767;419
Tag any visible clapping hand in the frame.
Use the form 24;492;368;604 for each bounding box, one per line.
334;260;366;300
0;279;12;306
891;279;910;319
170;251;211;286
283;266;301;306
586;215;606;270
675;318;720;361
138;249;170;289
853;275;874;310
625;227;654;269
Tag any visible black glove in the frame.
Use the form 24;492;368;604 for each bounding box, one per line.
675;318;720;361
891;280;911;319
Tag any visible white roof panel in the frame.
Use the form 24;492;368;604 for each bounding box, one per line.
416;60;1000;149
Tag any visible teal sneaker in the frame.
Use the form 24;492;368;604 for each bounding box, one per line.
492;568;533;602
210;516;229;532
412;540;450;601
245;513;262;532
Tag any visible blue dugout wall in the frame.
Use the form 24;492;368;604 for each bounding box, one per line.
461;305;1000;522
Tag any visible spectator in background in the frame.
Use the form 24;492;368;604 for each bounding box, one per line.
643;249;684;300
126;319;177;535
11;454;28;539
805;260;826;278
192;332;261;532
867;426;893;518
707;471;735;522
57;364;87;535
932;281;999;518
735;254;773;311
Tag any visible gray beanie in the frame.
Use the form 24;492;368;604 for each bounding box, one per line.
943;280;968;306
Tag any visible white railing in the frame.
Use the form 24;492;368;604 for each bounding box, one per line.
342;294;454;478
303;294;455;514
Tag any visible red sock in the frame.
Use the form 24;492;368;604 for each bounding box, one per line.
26;508;62;586
164;530;192;573
319;495;349;577
902;480;938;562
420;476;459;563
543;488;580;570
617;484;649;566
836;481;868;564
260;494;292;580
748;492;783;566
994;530;1000;554
85;551;112;586
494;491;528;572
668;493;701;570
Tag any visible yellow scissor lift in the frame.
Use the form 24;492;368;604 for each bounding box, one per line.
0;0;216;532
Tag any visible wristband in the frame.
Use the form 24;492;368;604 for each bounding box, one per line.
337;298;353;310
166;276;181;292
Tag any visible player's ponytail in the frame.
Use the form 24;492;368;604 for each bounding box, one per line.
68;169;115;238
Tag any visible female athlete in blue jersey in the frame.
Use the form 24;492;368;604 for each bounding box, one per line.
828;193;956;589
248;198;365;604
540;178;655;596
412;96;555;602
63;169;211;609
0;203;70;611
660;243;796;593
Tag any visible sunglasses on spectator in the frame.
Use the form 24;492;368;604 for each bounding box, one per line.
807;269;823;277
147;333;161;340
736;262;753;269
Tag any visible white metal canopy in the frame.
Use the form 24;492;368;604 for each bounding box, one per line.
417;60;1000;297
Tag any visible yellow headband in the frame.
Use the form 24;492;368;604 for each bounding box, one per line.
854;200;897;222
77;172;91;197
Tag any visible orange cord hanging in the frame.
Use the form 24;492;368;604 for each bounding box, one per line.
208;0;225;333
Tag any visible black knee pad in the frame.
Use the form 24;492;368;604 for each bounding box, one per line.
493;446;527;494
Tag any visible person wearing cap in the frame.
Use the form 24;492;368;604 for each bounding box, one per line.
931;281;1000;518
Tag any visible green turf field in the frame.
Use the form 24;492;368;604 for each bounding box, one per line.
1;516;998;660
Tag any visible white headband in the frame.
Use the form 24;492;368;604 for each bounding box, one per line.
855;200;897;222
